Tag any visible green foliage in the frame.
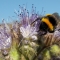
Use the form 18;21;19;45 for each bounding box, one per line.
9;47;20;60
50;44;60;56
19;45;37;60
42;49;51;60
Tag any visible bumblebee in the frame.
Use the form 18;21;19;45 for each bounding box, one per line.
31;14;57;35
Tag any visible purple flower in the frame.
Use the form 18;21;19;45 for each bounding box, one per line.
0;20;12;50
54;30;60;37
15;4;41;29
52;27;60;45
20;24;37;40
18;5;41;41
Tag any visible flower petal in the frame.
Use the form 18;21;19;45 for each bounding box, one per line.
31;35;38;40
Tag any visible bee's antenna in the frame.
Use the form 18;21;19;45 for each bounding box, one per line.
30;17;41;25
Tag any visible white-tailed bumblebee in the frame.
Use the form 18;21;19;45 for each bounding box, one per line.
31;14;57;35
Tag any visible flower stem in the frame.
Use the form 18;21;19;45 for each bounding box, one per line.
33;45;47;60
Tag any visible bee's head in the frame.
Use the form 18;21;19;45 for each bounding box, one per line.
39;22;48;33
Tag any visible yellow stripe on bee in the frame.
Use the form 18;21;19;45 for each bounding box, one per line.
42;18;53;31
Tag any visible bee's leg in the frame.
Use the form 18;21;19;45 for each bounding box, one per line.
37;30;47;35
42;31;47;35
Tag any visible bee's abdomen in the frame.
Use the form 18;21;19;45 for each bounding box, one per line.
47;15;57;26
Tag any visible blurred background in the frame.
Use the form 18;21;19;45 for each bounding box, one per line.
0;0;60;23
